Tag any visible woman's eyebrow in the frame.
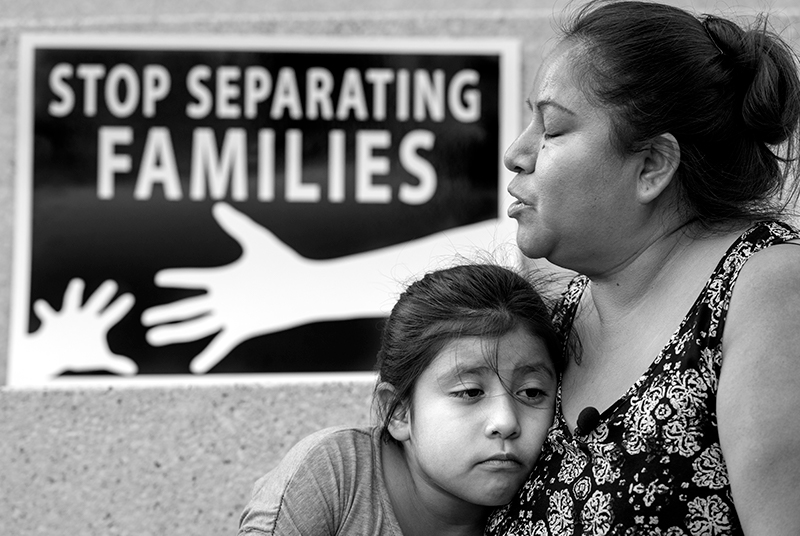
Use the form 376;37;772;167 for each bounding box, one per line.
525;97;534;111
535;98;576;116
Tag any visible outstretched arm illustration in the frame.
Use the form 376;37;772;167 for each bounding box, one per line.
11;278;137;385
142;201;517;374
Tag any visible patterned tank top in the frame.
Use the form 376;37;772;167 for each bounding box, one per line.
486;221;800;536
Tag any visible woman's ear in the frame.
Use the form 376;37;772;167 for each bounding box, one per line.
637;132;680;205
376;382;411;442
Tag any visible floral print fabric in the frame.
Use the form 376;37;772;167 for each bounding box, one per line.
486;221;799;536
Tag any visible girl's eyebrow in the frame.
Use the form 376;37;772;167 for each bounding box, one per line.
517;363;557;380
444;363;555;380
441;364;494;379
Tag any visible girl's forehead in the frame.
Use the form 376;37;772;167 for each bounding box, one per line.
429;331;554;380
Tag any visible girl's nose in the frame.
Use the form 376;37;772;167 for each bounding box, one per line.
503;123;538;175
484;394;521;440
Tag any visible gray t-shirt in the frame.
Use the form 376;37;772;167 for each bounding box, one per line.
238;426;404;535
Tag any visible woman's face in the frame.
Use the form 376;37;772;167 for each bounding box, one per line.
505;41;647;274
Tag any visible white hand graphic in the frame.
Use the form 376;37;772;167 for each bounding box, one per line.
14;278;137;384
142;201;515;375
142;202;327;374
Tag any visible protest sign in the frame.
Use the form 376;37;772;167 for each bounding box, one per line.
9;34;520;385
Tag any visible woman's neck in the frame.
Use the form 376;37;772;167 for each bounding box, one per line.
581;219;745;324
559;221;747;425
589;227;692;320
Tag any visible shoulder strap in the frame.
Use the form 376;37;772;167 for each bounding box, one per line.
682;221;800;370
552;275;588;364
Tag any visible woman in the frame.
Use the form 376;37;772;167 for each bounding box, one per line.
487;1;800;534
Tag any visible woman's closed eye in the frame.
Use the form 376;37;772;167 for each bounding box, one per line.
541;113;569;140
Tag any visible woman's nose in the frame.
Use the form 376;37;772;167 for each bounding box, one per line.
503;124;538;175
484;394;521;440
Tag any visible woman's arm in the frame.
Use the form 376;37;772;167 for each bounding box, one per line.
719;242;800;535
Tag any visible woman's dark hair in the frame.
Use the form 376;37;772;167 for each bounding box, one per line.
561;0;800;226
374;263;562;443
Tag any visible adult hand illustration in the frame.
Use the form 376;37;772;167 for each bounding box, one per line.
142;201;515;374
13;278;137;385
142;202;334;374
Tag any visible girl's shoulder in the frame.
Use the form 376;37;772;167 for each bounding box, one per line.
239;426;389;535
272;425;379;476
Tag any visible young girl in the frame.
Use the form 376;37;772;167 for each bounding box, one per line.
237;263;564;535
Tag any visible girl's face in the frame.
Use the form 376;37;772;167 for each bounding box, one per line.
396;325;556;508
504;41;647;275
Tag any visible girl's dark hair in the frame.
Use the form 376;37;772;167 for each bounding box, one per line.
374;263;562;443
561;0;800;226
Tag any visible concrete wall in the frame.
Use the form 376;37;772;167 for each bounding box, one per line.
1;1;798;535
1;380;375;535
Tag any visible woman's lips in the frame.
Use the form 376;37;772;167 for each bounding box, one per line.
507;199;531;218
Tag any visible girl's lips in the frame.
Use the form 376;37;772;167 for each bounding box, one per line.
481;452;523;464
478;453;524;470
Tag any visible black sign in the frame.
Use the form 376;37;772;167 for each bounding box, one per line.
9;35;519;385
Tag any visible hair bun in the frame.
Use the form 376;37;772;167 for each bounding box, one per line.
704;15;800;145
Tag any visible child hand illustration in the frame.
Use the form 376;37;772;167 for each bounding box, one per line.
14;278;137;384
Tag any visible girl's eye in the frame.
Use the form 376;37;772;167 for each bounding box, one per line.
543;132;560;140
517;388;546;401
454;388;483;399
